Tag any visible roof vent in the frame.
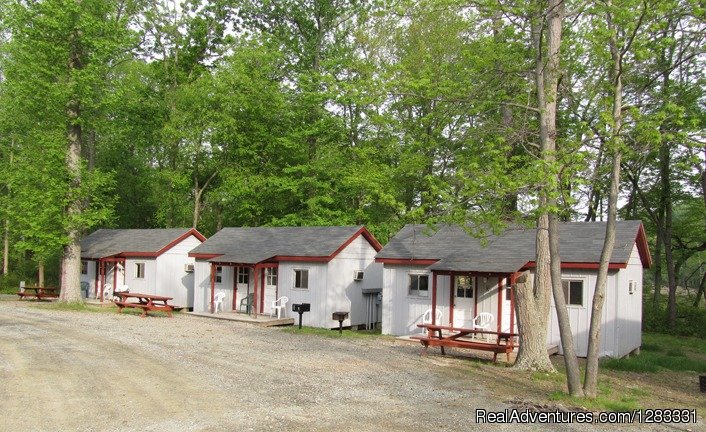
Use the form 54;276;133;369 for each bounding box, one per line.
353;270;364;281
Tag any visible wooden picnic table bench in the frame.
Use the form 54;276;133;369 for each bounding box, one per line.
17;286;60;301
113;292;174;318
412;324;518;363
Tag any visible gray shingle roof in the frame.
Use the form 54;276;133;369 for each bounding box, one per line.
81;228;196;259
376;221;646;273
189;226;366;264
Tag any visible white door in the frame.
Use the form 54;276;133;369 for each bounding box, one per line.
263;268;278;315
453;276;475;328
234;267;251;312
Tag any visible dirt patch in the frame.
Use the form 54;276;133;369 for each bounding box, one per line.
0;301;700;431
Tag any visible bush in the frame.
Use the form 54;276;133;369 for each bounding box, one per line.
643;292;706;338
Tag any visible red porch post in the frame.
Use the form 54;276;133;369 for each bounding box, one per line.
473;276;479;317
509;273;516;334
449;272;455;326
496;276;503;333
93;260;99;298
260;266;266;314
232;266;238;311
209;263;215;313
253;264;259;318
100;260;106;302
431;272;437;325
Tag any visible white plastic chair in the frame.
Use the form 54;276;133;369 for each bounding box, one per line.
101;283;112;301
472;312;494;340
421;308;443;329
112;284;129;301
213;292;226;313
271;296;288;319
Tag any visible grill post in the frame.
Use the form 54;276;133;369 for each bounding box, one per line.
332;311;349;334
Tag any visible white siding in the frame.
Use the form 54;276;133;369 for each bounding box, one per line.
277;262;328;327
124;258;157;294
381;266;450;335
325;235;382;328
79;260;98;297
154;235;202;307
614;245;643;357
193;261;242;313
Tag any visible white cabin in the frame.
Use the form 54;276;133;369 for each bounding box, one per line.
189;226;383;329
377;222;651;358
80;228;206;308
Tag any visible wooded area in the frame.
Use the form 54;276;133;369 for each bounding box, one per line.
0;0;704;387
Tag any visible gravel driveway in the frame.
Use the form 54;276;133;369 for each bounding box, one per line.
0;301;689;432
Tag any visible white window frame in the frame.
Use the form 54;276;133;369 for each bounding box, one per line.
237;267;249;285
266;268;278;286
408;273;429;298
215;266;223;284
135;263;145;279
561;278;585;307
455;275;474;299
293;269;309;290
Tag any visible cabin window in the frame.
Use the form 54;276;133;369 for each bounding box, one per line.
266;268;278;286
562;279;584;306
237;267;249;284
135;263;145;279
505;285;512;301
81;260;88;275
408;274;429;297
215;266;223;284
455;275;473;298
294;269;309;290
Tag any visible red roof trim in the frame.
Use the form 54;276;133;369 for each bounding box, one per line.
636;223;652;269
327;226;383;261
375;258;439;266
522;261;626;270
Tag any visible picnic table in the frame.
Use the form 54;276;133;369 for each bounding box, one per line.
17;286;60;301
412;324;518;363
113;292;174;318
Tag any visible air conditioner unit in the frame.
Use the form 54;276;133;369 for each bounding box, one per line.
353;270;364;281
184;263;195;273
628;280;636;295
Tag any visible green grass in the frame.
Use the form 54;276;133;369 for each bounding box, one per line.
549;386;642;412
602;332;706;373
278;325;386;339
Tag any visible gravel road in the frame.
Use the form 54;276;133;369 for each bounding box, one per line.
0;301;695;432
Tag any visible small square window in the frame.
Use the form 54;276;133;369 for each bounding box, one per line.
505;284;512;301
135;263;145;279
266;268;278;286
237;267;249;284
215;266;223;284
562;280;584;306
294;269;308;289
409;274;429;297
81;260;88;275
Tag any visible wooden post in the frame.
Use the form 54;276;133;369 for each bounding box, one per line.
260;266;266;314
510;273;516;334
100;260;106;302
210;263;215;313
497;276;503;333
431;272;437;325
112;262;117;293
449;272;455;326
253;265;259;318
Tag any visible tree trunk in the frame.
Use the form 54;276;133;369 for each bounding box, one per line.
652;220;663;313
660;142;678;328
38;261;45;287
3;218;9;276
513;266;554;371
693;271;706;308
59;26;84;303
583;2;624;396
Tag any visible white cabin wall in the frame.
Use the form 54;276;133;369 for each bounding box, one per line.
278;262;328;327
80;260;98;297
192;261;239;313
326;235;382;328
475;276;500;328
614;245;643;357
546;269;619;357
155;235;202;308
124;258;157;294
381;265;450;336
